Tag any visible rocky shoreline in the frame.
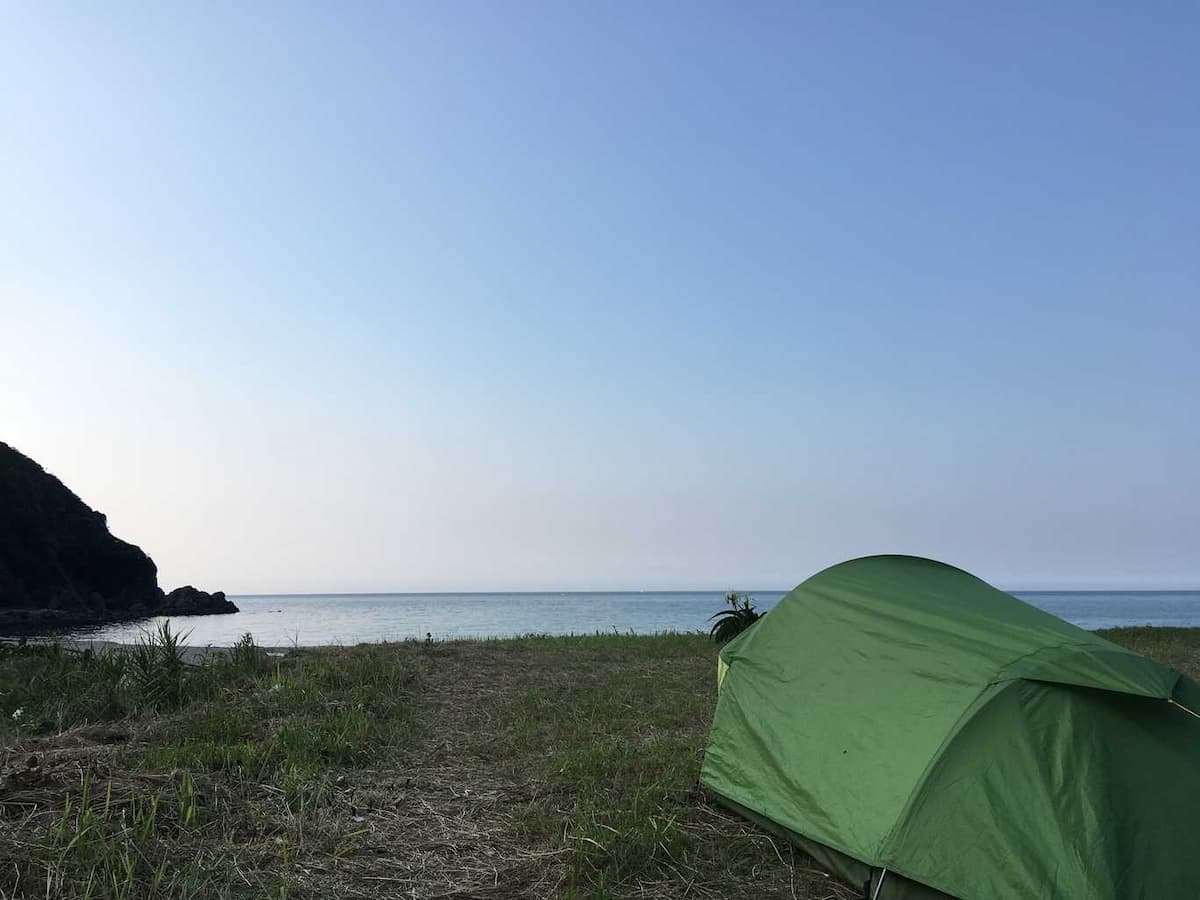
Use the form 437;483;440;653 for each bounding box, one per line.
0;586;239;632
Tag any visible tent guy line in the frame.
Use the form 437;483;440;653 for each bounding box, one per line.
1169;698;1200;720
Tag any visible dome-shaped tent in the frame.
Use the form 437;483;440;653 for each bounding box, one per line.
701;555;1200;899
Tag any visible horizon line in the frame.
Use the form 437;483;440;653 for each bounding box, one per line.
222;585;1200;598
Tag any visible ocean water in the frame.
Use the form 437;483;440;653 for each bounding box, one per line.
46;589;1200;647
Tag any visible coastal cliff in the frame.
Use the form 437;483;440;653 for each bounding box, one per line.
0;441;236;629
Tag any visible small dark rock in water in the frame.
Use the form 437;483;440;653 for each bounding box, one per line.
162;585;238;616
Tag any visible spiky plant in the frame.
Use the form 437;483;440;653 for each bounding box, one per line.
709;592;762;643
127;622;189;710
225;633;260;677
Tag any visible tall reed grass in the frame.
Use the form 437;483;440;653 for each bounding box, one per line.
0;624;261;737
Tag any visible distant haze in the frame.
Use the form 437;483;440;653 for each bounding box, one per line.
2;5;1196;593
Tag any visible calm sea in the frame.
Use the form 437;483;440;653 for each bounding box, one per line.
47;589;1200;647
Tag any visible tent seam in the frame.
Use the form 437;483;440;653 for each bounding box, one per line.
990;639;1111;680
994;640;1179;698
873;680;1018;877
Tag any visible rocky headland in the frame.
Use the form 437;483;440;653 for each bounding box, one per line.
0;441;238;631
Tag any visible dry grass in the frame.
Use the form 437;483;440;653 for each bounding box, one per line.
0;627;1195;899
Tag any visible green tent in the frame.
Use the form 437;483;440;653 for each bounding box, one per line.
701;555;1200;899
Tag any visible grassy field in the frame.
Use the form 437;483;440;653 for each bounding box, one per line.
0;627;1198;899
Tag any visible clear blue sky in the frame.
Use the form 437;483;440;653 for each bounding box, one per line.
2;3;1196;592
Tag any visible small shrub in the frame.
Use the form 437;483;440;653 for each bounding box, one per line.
709;592;762;643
